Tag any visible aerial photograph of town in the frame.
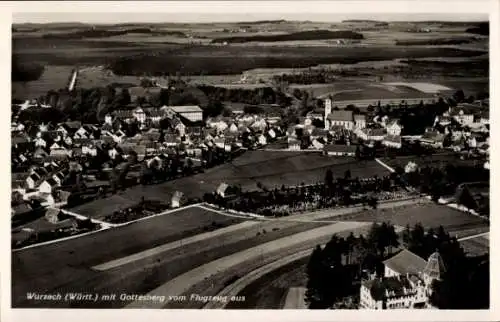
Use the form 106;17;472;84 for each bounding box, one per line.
11;10;489;310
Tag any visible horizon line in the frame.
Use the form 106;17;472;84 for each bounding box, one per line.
13;18;489;26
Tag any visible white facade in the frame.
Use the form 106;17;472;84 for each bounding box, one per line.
133;107;147;123
355;118;366;130
105;114;113;125
453;110;474;126
25;177;36;190
258;135;267;146
39;181;53;194
386;122;402;136
35;138;47;148
82;145;98;156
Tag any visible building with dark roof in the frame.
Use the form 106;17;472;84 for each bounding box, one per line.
360;249;445;309
383;249;427;277
383;135;402;149
326;110;354;130
454;182;489;217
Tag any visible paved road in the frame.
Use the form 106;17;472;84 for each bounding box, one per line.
203;248;314;309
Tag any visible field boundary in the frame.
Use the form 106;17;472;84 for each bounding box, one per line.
92;220;261;271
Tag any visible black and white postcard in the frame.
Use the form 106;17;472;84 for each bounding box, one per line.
3;1;498;322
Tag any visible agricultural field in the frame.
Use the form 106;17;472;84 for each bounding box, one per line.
330;84;435;101
330;202;488;233
460;235;489;256
14;203;348;307
380;153;485;171
12;20;489;100
68;151;390;218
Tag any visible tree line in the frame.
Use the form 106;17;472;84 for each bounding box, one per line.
305;221;399;309
197;85;291;107
211;30;364;44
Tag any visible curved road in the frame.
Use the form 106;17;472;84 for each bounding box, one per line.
203;248;314;309
126;221;370;308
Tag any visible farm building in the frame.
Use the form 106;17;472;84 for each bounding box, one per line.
454;182;489;217
323;144;357;156
166;105;203;123
383;135;402;149
45;208;62;224
288;139;301;151
171;191;186;208
419;131;445;148
354;114;367;129
356;127;386;142
385;120;403;136
11;202;33;217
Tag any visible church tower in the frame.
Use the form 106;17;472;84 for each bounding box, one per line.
324;97;332;130
422;250;446;287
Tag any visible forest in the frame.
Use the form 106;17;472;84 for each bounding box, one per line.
211;30;364;43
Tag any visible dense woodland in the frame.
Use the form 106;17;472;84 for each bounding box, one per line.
41;28;187;39
211;30;364;44
106;46;484;76
197;85;291;107
466;22;489;36
11;56;44;82
395;38;475;46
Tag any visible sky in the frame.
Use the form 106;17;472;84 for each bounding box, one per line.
13;12;488;25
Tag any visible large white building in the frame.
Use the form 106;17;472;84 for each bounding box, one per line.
324;98;366;131
359;249;446;309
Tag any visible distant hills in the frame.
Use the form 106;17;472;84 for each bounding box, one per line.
466;22;489;36
211;30;364;44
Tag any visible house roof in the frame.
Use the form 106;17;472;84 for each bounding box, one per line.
64;121;82;130
12;132;30;145
384;135;402;144
327;110;353;122
311;128;329;137
421;131;445;142
217;182;229;195
387;119;401;127
324;144;357;153
34;147;48;156
365;127;387;136
449;104;477;116
171;191;184;202
164;134;179;144
147;109;165;118
383;249;427;276
12;203;33;216
45;178;58;186
28;173;40;182
354;114;366;121
362;276;413;302
169;105;203;113
113;110;134;119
